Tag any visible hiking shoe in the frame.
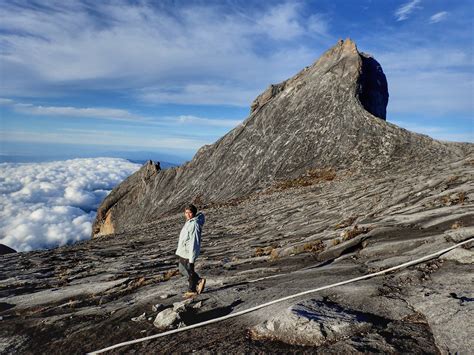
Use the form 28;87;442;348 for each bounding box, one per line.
196;278;206;294
183;291;197;299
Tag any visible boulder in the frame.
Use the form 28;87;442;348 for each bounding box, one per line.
153;308;180;330
250;300;371;346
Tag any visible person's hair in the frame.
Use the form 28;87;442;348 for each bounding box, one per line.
184;204;197;216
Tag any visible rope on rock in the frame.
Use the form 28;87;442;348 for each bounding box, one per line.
88;237;473;354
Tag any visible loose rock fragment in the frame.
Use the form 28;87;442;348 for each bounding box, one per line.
153;308;180;330
173;299;193;312
131;312;146;322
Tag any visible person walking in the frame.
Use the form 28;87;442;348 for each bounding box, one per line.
176;204;206;298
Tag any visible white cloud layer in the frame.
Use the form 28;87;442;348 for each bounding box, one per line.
0;158;140;252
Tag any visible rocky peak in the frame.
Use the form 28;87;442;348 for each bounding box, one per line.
250;39;388;120
92;39;465;237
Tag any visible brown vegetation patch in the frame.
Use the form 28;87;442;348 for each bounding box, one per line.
303;240;325;253
255;246;275;257
334;215;359;230
162;269;180;281
340;225;372;241
273;168;336;190
439;192;468;206
447;175;459;183
402;311;428;324
204;168;341;210
332;238;342;246
270;240;326;260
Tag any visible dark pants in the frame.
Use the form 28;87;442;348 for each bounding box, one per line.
178;257;200;292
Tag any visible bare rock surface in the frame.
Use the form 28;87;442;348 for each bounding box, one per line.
92;38;468;237
249;299;372;346
1;152;472;354
0;39;473;354
153;308;179;330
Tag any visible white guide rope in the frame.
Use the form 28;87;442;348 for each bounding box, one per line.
89;237;473;354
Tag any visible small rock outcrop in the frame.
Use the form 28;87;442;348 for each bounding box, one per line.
250;300;371;346
92;39;466;237
93;160;160;237
0;244;17;255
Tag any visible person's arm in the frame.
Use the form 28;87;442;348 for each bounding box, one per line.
188;222;201;263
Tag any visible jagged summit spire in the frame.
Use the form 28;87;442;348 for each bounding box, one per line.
251;38;387;120
330;38;359;55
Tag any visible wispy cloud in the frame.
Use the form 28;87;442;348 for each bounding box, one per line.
429;11;448;23
0;1;326;105
0;98;146;122
307;13;330;37
176;115;242;128
3;129;210;151
2;98;243;136
0;98;14;105
374;47;473;116
138;83;257;107
395;0;422;21
257;2;304;40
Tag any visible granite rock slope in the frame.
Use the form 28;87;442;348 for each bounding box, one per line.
1;39;473;354
0;153;472;354
92;39;467;237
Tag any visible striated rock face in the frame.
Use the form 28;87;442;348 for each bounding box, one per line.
92;39;466;237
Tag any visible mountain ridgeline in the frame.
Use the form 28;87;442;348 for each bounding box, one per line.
92;39;466;238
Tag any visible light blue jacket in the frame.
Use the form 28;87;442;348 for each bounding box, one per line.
176;212;205;263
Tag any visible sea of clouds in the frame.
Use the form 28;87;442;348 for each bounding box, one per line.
0;158;140;252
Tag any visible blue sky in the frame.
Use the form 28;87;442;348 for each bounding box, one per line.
0;0;473;163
